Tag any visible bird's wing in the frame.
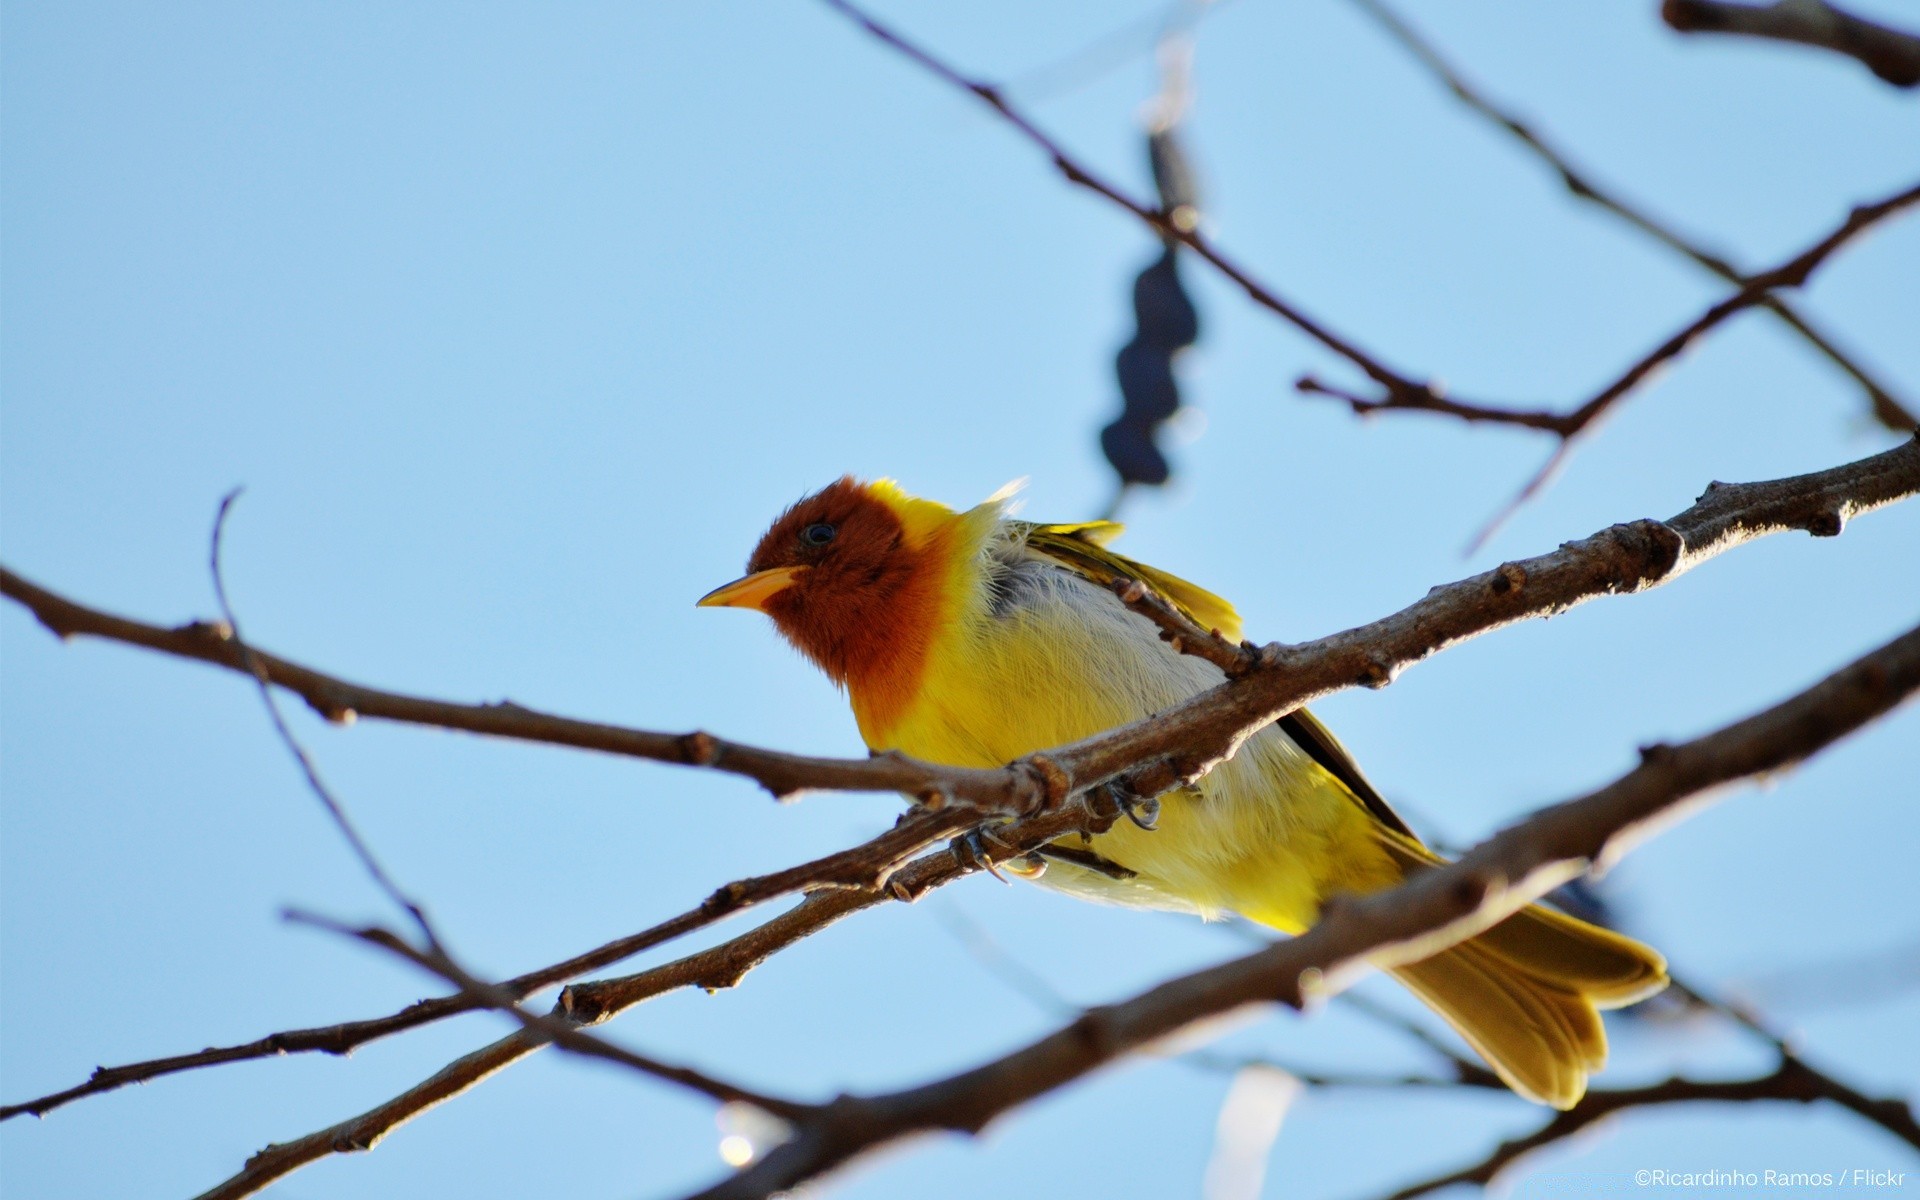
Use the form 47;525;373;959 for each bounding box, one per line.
1019;522;1243;641
1020;521;1420;841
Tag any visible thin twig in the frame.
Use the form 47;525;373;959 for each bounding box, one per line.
816;0;1451;408
1352;0;1916;431
206;489;437;944
0;805;975;1121
289;910;817;1120
813;0;1920;544
1463;180;1920;551
1367;1057;1920;1200
185;802;1106;1200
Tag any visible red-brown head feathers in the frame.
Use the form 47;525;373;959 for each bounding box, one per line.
732;479;952;713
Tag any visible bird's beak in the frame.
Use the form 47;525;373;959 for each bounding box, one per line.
696;566;806;612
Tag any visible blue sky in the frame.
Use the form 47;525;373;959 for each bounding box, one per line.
4;2;1917;1198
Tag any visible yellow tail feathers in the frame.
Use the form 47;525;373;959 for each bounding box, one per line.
1370;828;1669;1108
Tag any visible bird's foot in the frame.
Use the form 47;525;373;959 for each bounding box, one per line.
951;823;1042;883
1100;780;1161;831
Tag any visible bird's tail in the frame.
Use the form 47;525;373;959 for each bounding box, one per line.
1372;830;1668;1109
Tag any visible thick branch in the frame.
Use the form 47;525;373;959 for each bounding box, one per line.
1664;0;1920;87
693;619;1920;1199
1353;0;1915;431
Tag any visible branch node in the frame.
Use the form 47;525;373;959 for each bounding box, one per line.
177;617;235;644
1017;753;1072;814
1807;508;1847;537
1638;741;1676;766
679;730;720;767
1358;657;1397;689
1489;563;1528;596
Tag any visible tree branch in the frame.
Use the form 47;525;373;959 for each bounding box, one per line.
5;440;1913;1193
1663;0;1920;87
689;618;1920;1199
1320;178;1920;549
6;438;1917;839
288;910;817;1121
811;0;1918;539
1352;0;1916;432
814;0;1453;411
0;805;976;1122
1370;1055;1920;1200
182;800;1103;1200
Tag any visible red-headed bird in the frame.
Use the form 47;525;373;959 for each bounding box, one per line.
700;477;1667;1107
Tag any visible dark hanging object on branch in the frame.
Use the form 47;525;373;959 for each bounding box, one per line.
1100;127;1202;494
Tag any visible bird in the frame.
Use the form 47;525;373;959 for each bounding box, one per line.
698;476;1668;1108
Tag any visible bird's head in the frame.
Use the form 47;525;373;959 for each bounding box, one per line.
698;477;956;688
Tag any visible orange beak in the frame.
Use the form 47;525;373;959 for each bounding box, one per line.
696;565;806;613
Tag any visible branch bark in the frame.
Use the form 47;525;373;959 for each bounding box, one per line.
1663;0;1920;87
690;618;1920;1199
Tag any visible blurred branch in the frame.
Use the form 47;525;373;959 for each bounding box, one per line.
0;805;975;1122
1737;933;1920;1012
814;0;1919;544
1663;0;1920;87
816;0;1456;413
1366;969;1920;1199
6;438;1918;843
1370;1056;1920;1200
1352;0;1917;432
688;619;1920;1199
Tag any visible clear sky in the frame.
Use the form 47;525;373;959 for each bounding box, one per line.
4;2;1917;1198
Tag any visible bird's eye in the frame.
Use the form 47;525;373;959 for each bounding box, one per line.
802;523;837;547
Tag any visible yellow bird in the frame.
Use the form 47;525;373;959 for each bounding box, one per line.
700;477;1667;1107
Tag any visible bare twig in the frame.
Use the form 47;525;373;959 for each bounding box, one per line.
0;805;975;1122
1369;1056;1920;1200
688;619;1920;1199
206;490;437;944
1352;0;1917;431
1464;180;1920;550
185;802;1104;1200
1664;0;1920;87
812;0;1920;542
288;910;817;1120
1109;577;1260;677
815;0;1452;410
